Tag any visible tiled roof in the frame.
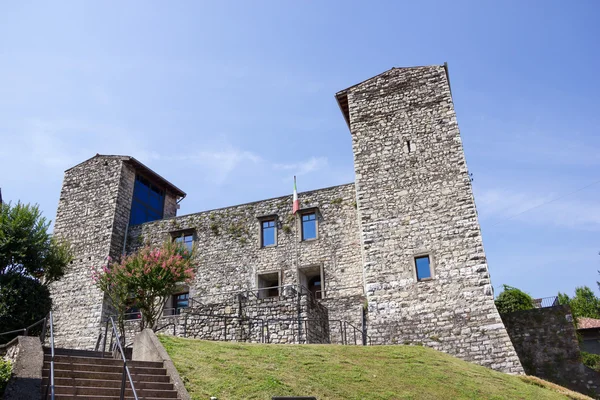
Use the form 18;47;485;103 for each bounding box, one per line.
578;317;600;330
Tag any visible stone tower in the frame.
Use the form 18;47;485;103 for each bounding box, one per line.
50;155;184;349
336;66;523;373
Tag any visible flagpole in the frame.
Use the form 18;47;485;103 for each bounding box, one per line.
294;175;298;277
293;175;301;342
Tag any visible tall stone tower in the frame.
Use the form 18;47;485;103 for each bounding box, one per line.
51;155;184;349
336;66;523;373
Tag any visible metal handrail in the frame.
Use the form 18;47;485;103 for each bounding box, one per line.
0;317;48;338
342;320;371;345
43;312;55;400
108;316;139;400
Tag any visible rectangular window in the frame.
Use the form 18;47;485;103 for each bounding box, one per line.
301;212;317;241
130;175;165;225
174;232;194;252
415;255;432;281
257;272;280;299
261;220;276;247
173;292;189;315
125;299;141;320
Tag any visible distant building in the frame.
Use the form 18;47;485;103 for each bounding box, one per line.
49;65;523;374
577;317;600;354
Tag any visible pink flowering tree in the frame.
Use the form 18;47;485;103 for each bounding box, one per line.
92;240;195;334
92;258;130;338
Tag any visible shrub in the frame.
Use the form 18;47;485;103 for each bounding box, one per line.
582;351;600;371
494;285;534;315
0;272;51;344
0;359;11;396
93;241;195;331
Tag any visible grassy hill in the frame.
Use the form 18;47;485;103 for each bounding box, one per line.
159;336;590;400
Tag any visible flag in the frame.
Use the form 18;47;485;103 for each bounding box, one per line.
292;176;299;214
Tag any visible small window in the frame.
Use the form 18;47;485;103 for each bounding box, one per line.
415;255;432;281
261;219;276;247
173;292;189;315
257;272;280;299
301;212;317;241
125;299;141;320
173;231;194;252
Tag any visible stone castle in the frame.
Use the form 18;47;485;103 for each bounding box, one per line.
50;65;523;374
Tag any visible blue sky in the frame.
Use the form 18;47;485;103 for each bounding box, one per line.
1;1;598;299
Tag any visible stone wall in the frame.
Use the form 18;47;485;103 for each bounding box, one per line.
123;287;330;345
502;305;600;398
127;182;364;328
50;156;127;349
341;66;522;373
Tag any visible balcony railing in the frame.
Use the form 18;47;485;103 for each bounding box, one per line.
533;296;560;308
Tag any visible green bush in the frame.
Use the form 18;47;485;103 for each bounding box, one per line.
494;285;535;315
0;359;11;396
582;351;600;371
0;272;52;344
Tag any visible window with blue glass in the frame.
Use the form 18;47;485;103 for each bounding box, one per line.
174;232;194;252
130;175;165;225
173;292;189;315
261;220;276;247
415;255;432;281
301;212;317;241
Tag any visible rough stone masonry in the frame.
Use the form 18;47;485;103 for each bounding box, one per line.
50;65;523;374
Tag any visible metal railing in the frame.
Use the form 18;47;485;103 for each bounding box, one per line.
115;284;370;346
101;317;139;400
0;316;48;343
315;285;364;300
43;312;55;400
534;296;560;308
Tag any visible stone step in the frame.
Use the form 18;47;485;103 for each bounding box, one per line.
44;361;167;375
43;368;171;382
42;377;174;391
50;384;179;398
44;347;112;358
44;354;163;368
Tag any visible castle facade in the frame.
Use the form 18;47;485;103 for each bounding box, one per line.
50;65;523;373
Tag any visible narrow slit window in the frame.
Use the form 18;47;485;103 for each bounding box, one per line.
415;255;431;281
406;140;412;153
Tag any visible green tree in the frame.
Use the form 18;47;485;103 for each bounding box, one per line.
0;202;72;284
0;201;72;342
557;286;600;319
0;272;52;344
494;285;535;315
93;240;195;332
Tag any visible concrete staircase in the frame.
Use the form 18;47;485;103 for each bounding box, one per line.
41;347;179;399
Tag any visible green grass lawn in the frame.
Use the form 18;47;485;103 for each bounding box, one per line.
158;335;589;400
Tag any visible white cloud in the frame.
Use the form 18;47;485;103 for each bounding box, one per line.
273;156;329;177
477;187;600;230
148;149;263;184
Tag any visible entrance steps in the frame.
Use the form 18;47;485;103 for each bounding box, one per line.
41;347;179;399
